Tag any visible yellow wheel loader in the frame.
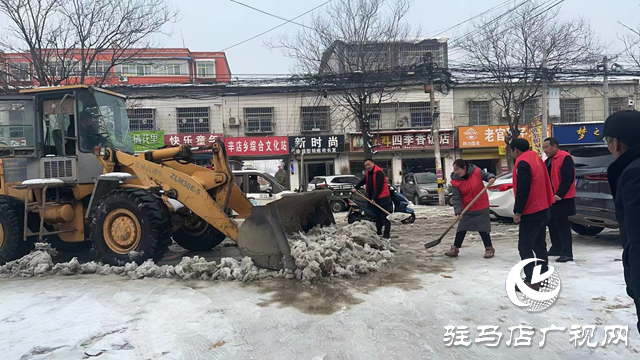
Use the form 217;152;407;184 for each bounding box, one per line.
0;85;334;269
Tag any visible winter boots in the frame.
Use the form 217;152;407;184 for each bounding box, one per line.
484;247;495;258
444;245;495;258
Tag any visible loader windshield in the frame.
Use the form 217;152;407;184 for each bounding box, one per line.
78;90;134;153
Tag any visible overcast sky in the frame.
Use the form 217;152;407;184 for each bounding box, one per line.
159;0;640;75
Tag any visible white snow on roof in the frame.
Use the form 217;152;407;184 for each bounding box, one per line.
22;179;64;185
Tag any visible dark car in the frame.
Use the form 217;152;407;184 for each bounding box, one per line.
569;145;617;235
401;172;448;205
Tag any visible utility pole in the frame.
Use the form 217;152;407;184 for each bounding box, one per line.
603;55;609;119
541;51;549;139
424;53;445;206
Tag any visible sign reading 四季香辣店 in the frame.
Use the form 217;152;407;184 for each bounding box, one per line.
349;131;454;151
225;136;289;156
288;135;345;154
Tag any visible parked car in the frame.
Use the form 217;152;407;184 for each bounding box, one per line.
307;175;360;191
233;170;295;206
569;145;617;235
401;172;449;205
488;172;515;219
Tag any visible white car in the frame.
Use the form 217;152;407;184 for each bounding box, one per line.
307;175;361;192
233;170;295;206
488;172;515;219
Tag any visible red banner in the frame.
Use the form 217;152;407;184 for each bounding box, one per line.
164;133;223;147
225;136;289;156
349;130;455;152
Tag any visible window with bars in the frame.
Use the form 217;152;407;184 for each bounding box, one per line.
469;101;491;125
177;107;210;134
197;61;216;78
560;99;583;123
244;108;274;133
409;102;432;128
127;108;155;131
609;97;628;115
301;106;329;132
522;99;539;124
9;63;30;81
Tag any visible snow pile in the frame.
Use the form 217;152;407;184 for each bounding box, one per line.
0;223;393;284
412;205;453;220
22;178;64;185
287;221;394;282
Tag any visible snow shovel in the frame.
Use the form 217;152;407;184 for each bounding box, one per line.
353;191;412;223
423;182;492;249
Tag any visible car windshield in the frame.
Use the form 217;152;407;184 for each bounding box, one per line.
415;173;437;184
496;172;513;180
570;147;615;168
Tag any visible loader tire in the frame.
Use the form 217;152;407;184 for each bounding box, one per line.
91;189;171;266
173;221;226;252
0;197;34;265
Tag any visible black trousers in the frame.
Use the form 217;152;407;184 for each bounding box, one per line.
548;216;573;257
374;201;392;237
518;208;551;283
454;231;492;248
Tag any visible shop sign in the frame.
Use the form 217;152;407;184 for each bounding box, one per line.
288;135;345;154
131;130;164;152
552;123;604;145
225;136;289;156
164;133;222;147
349;130;454;152
458;125;552;148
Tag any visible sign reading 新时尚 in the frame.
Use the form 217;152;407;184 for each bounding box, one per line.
288;135;345;154
225;136;289;156
349;131;454;151
458;125;552;148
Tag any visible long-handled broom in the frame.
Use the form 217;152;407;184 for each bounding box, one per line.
352;191;412;223
423;183;492;249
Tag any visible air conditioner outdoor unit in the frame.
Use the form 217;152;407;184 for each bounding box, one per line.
228;117;239;126
119;75;128;83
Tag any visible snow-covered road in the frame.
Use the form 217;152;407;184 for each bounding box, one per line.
0;206;637;359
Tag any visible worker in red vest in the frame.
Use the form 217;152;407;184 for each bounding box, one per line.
445;159;497;258
352;158;392;239
543;137;577;263
510;138;555;291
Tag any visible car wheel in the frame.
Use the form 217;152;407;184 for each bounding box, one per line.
401;213;416;224
413;194;421;206
330;201;344;213
570;223;605;236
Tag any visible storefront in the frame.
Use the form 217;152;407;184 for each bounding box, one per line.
457;125;551;174
348;130;455;185
164;133;223;166
552;122;605;148
288;135;346;190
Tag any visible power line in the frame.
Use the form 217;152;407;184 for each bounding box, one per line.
229;0;315;31
219;0;332;52
430;0;514;38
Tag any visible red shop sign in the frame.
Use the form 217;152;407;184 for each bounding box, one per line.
225;136;289;156
349;130;455;152
164;133;223;147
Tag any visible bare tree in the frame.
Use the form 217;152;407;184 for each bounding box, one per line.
619;21;640;69
456;1;601;167
269;0;429;155
0;0;177;88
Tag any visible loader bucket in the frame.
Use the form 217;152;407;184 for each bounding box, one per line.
237;189;335;270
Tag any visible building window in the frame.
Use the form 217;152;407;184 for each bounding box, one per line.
301;106;329;132
522;99;539;124
87;61;110;77
127;108;155;131
136;64;152;76
116;64;137;77
469;101;491;125
197;61;216;78
165;64;183;76
609;97;628;115
244;108;274;133
177;107;209;134
9;63;30;81
560;99;582;123
409;102;432;128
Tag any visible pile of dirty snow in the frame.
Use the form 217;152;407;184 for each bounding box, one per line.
0;222;393;284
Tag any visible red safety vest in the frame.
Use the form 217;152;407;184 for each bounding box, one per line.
450;167;489;211
549;150;576;199
365;165;390;199
513;150;555;215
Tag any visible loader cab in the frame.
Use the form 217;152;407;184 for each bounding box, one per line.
0;85;133;186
